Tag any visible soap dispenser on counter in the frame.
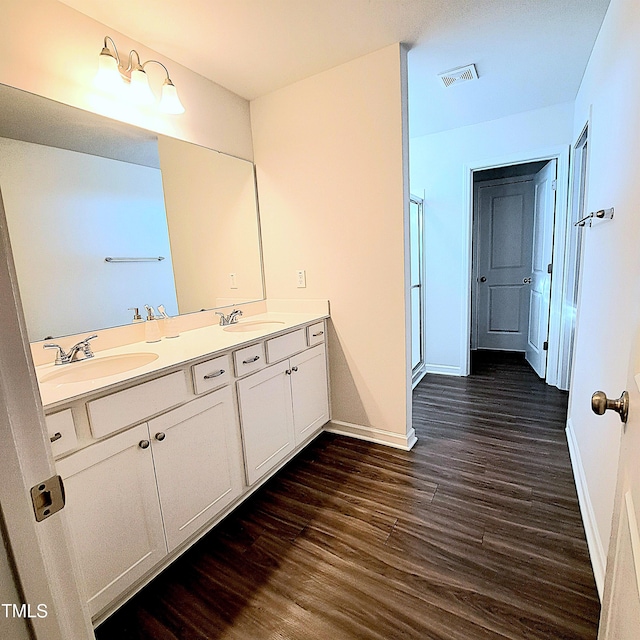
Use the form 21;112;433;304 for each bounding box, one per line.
128;307;143;323
144;305;161;343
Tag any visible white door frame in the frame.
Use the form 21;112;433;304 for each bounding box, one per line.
0;192;94;638
461;145;570;383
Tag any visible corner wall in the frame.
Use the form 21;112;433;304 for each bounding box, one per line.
409;103;574;374
251;44;414;449
0;0;252;160
566;0;640;595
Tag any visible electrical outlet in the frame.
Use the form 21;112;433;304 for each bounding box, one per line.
296;270;306;288
229;273;238;289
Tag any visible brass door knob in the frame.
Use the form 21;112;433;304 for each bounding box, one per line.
591;390;629;423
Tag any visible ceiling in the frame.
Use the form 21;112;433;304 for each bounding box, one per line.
58;0;610;138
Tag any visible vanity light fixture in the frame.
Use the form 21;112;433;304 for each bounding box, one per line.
95;36;185;114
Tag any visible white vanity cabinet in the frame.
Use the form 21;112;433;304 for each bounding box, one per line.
290;343;330;444
148;386;243;552
237;342;329;485
46;314;330;621
57;386;243;616
56;424;167;617
237;361;296;485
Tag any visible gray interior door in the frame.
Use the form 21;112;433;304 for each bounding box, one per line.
475;179;535;351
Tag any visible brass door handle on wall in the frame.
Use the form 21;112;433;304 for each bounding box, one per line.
591;390;629;423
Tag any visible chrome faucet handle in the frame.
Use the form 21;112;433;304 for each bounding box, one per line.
228;309;243;324
215;311;229;326
75;334;98;359
43;343;68;365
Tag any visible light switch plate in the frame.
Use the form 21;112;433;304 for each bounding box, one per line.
230;273;238;289
296;270;306;288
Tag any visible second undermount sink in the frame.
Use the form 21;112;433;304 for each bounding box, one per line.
223;320;286;333
40;352;159;384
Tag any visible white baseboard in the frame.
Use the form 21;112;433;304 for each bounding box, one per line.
325;420;417;451
566;418;606;598
424;363;463;376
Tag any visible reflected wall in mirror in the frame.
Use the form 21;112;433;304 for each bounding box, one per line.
0;84;264;341
158;135;263;314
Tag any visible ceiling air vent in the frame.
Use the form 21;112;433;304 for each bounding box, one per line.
438;64;478;88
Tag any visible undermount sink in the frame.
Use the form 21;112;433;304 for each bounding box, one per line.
40;352;159;384
223;320;286;333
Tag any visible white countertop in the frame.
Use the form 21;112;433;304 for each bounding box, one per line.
36;311;328;408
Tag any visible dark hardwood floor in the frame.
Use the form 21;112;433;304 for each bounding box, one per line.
96;350;600;640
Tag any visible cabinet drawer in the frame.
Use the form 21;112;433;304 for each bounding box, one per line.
192;355;231;394
87;371;189;438
265;329;306;363
233;343;265;377
46;409;78;457
306;322;326;346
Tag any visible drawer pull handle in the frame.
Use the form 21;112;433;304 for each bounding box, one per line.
204;369;225;379
291;366;299;372
242;355;260;364
49;432;63;443
139;440;150;449
312;331;324;337
155;432;166;441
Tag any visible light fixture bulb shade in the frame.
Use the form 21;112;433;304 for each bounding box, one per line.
95;51;123;92
129;68;155;106
159;80;185;114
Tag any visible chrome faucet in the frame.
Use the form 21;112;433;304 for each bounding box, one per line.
43;334;98;365
215;309;243;326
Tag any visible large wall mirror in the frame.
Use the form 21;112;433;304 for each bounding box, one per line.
0;84;264;341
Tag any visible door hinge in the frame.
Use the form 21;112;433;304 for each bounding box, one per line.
547;263;553;274
31;475;65;522
551;179;557;191
543;341;549;351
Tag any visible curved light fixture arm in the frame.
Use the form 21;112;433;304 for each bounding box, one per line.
101;36;121;65
125;49;145;75
141;59;172;82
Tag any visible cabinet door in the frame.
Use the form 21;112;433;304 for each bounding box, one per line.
237;361;295;485
290;343;330;444
56;424;166;617
149;387;243;552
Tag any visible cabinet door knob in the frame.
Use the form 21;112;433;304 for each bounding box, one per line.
291;366;298;372
139;440;150;449
204;369;225;379
242;355;260;364
285;369;292;375
154;432;166;441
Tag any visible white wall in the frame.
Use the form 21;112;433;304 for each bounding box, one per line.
566;0;640;594
251;44;415;449
0;138;177;340
0;0;252;161
410;103;574;374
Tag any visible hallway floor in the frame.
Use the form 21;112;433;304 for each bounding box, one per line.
96;350;600;639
